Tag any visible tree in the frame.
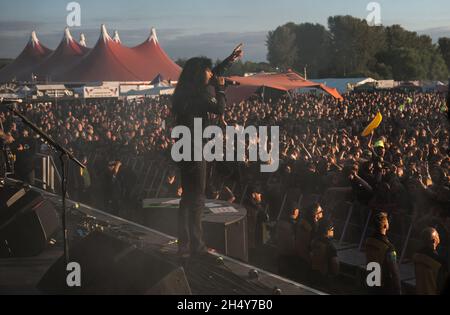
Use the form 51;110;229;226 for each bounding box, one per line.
378;25;448;80
327;15;385;77
216;60;276;76
223;60;245;76
293;23;331;78
424;48;448;80
384;25;420;50
266;16;448;80
387;48;425;80
175;58;187;68
438;37;450;73
266;24;297;70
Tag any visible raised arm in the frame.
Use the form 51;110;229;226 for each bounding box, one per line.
212;44;243;77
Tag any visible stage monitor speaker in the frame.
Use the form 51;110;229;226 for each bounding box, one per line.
0;185;43;222
203;216;248;262
142;200;248;262
37;231;192;295
0;185;59;257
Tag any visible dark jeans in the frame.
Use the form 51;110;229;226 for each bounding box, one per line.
178;161;207;254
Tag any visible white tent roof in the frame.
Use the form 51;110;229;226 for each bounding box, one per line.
312;77;375;93
113;30;121;43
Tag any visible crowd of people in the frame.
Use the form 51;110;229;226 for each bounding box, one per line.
1;89;449;293
1;97;173;214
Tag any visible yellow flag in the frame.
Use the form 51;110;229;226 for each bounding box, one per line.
362;112;383;137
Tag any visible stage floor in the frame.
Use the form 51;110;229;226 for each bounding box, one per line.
0;187;324;295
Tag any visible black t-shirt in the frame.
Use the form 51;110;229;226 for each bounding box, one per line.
172;57;234;163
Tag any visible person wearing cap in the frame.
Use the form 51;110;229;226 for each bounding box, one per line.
310;219;339;290
413;227;449;295
365;212;401;294
373;139;386;158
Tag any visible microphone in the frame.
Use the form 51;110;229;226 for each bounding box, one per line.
210;76;239;89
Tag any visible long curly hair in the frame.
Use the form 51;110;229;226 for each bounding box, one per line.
172;57;212;117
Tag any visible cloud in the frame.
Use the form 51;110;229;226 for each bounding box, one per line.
0;20;68;56
0;20;46;32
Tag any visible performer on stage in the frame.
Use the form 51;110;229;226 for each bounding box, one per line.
172;44;243;258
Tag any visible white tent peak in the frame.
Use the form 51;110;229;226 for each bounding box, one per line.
113;30;121;43
149;27;158;43
79;33;87;47
100;24;112;42
63;27;74;43
30;31;40;47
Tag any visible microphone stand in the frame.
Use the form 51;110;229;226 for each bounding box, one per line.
8;104;85;266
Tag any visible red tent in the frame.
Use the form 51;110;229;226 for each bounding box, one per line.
33;28;90;81
113;30;121;44
131;28;181;82
79;33;87;47
57;25;145;82
0;31;52;82
58;25;181;82
226;71;343;103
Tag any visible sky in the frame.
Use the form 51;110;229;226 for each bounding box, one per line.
0;0;449;61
